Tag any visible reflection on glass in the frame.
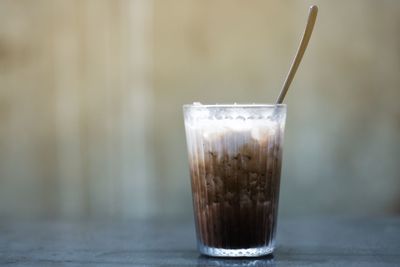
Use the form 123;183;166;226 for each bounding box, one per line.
196;255;275;267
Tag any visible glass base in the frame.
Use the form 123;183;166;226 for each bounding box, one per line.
199;245;274;258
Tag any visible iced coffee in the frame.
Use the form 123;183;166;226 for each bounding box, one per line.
183;103;286;257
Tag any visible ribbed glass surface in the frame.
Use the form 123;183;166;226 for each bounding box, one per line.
184;104;286;257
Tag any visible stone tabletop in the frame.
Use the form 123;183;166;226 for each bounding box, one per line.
0;217;399;266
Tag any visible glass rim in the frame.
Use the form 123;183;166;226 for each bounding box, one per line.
183;103;287;108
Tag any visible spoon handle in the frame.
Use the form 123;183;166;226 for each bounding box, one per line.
276;5;318;104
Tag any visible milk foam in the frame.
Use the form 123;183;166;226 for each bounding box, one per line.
187;118;277;143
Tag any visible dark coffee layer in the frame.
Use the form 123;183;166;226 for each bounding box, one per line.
188;130;283;249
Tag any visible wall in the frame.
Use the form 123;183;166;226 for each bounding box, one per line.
0;0;399;219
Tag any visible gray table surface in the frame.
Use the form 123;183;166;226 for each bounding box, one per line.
0;217;399;267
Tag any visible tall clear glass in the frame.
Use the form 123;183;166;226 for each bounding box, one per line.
183;104;287;257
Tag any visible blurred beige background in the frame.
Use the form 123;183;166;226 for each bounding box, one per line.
0;0;399;219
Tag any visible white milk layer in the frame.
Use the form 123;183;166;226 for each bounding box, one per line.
186;118;279;144
184;105;286;157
